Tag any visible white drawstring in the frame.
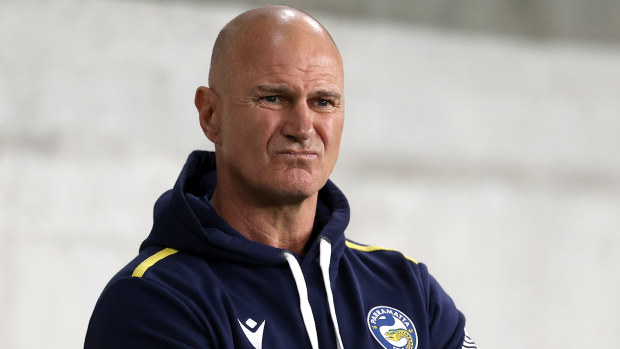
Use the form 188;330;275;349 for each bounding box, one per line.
282;238;345;349
282;251;320;349
319;237;345;349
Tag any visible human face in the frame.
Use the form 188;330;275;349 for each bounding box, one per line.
214;25;344;205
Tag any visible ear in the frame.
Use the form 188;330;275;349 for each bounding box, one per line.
195;86;221;145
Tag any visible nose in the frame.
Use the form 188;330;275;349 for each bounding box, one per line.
281;101;314;143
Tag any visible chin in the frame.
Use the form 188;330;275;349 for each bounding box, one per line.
268;173;325;203
278;182;320;200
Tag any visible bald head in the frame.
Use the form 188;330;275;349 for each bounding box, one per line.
208;5;341;90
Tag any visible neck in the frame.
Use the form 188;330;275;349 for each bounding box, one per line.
210;187;318;255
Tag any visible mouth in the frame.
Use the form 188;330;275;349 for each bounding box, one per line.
276;150;319;160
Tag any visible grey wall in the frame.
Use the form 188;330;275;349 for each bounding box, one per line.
1;1;619;348
204;0;620;42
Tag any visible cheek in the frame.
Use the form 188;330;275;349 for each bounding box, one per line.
224;109;279;151
256;113;284;150
318;116;344;151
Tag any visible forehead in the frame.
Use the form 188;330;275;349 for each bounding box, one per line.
252;57;342;88
229;22;344;89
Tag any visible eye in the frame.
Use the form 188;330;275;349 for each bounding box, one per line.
261;96;279;104
313;98;337;109
317;99;330;107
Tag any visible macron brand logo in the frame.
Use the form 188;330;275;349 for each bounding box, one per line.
238;318;265;349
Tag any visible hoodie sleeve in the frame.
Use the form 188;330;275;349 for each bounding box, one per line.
84;277;211;349
419;263;475;349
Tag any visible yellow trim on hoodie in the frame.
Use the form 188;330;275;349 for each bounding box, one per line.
132;248;178;278
345;240;417;264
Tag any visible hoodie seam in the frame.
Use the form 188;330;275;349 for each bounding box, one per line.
132;248;179;278
345;239;418;264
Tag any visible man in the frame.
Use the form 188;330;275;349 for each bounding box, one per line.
85;5;476;349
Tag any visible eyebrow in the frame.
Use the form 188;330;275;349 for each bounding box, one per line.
250;85;342;101
251;85;295;96
313;89;343;101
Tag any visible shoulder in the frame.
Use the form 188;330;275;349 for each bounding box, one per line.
343;238;424;275
130;246;180;278
107;246;202;288
86;247;212;348
93;246;210;318
342;238;433;292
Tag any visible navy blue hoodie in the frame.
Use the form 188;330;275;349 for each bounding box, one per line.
85;151;474;349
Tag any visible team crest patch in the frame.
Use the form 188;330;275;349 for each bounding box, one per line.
367;306;418;349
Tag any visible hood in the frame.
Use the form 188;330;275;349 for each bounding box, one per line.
140;150;350;267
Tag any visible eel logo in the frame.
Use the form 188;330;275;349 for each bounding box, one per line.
367;306;418;349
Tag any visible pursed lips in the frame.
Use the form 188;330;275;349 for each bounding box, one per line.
276;150;320;160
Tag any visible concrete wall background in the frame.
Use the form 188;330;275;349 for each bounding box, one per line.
1;0;619;348
206;0;620;42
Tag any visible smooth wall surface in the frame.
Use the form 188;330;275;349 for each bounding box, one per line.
1;1;619;348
